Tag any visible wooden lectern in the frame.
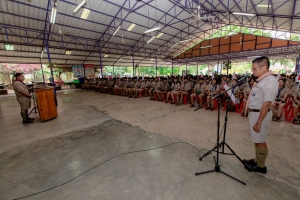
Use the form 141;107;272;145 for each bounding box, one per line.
34;87;58;122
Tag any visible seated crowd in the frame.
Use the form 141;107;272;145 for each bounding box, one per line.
82;73;300;124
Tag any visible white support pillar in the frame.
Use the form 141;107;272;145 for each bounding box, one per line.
207;64;214;75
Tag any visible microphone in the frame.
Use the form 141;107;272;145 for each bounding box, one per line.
237;72;251;82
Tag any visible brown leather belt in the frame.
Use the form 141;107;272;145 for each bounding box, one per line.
249;109;270;112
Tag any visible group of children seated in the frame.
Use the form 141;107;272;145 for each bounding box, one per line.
82;73;300;124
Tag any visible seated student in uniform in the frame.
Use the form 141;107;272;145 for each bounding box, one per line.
153;78;162;100
157;78;169;101
271;79;289;122
100;78;106;93
177;77;191;106
228;79;240;112
167;78;180;104
124;78;132;96
165;78;174;103
116;78;124;95
241;77;256;117
291;86;300;124
205;78;220;111
199;77;212;106
95;78;102;92
190;78;205;107
149;78;158;100
128;78;137;98
142;78;150;97
132;78;142;98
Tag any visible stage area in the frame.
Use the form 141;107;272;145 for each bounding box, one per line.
0;90;299;200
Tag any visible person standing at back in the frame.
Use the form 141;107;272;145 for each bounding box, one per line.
13;73;34;123
243;56;278;174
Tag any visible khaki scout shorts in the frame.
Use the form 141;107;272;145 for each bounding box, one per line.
17;96;31;110
248;111;272;143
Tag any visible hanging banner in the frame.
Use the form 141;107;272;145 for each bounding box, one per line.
72;65;84;78
84;64;95;77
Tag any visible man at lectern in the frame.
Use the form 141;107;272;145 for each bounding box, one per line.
13;73;34;123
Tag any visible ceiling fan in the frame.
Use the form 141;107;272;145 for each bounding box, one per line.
58;25;71;38
121;35;129;45
190;6;215;24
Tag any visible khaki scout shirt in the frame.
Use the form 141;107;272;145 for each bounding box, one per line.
160;82;169;91
243;85;252;96
285;80;297;89
171;82;180;91
145;81;152;87
181;81;191;92
204;83;212;92
13;81;30;97
210;84;220;94
275;87;288;100
292;89;300;100
140;82;145;88
248;74;278;109
154;81;161;90
290;84;299;94
231;86;240;95
193;83;206;93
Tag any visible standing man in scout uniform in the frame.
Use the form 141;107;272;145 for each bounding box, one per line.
243;56;278;174
13;73;34;123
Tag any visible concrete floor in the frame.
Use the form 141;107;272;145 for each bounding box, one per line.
0;89;299;200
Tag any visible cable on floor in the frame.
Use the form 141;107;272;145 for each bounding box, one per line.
12;141;208;200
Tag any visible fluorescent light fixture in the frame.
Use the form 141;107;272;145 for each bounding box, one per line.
144;26;161;34
104;54;109;57
178;39;191;43
247;56;261;58
65;50;72;55
171;43;178;48
80;8;90;19
232;12;256;17
4;44;14;50
200;45;213;48
156;33;164;38
127;23;136;31
257;5;271;8
113;26;121;36
50;7;57;24
74;0;87;14
147;36;156;44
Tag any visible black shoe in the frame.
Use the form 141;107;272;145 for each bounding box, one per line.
243;159;256;166
28;117;35;121
245;164;267;174
22;120;33;124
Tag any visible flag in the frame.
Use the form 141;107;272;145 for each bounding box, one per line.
277;71;281;80
296;74;300;83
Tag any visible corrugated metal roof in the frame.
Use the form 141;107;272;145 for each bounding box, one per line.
0;0;299;67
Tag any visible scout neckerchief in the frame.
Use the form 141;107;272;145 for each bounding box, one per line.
245;71;273;114
211;84;217;92
276;86;284;99
198;83;203;92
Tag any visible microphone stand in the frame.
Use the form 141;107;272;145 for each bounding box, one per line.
28;82;38;116
194;77;248;185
